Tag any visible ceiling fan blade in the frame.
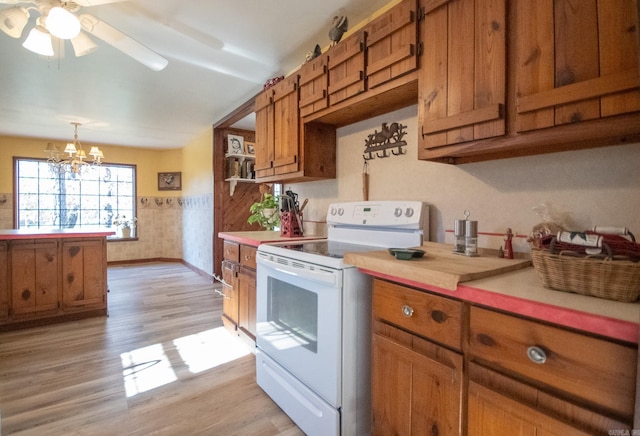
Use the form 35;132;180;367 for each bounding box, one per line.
73;0;128;6
79;13;167;71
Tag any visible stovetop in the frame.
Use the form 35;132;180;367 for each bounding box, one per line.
273;240;387;259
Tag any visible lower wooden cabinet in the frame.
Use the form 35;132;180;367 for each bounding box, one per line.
371;278;637;434
0;242;7;322
221;259;239;330
372;321;463;435
238;266;256;340
62;239;106;310
1;237;108;329
220;239;258;342
10;240;59;318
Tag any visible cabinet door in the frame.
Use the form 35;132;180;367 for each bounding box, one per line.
254;89;275;179
468;381;595;435
238;266;256;340
366;0;418;89
62;239;106;309
372;323;462;435
0;242;8;322
10;241;59;316
516;0;640;132
328;29;366;105
418;0;506;156
272;75;300;176
221;260;239;329
299;53;329;117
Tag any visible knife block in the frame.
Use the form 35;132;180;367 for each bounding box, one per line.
280;212;303;237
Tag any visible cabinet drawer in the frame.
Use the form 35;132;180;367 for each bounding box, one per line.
372;279;463;351
468;306;636;419
223;241;239;262
240;245;257;269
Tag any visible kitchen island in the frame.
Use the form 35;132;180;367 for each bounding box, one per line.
344;241;639;434
0;229;114;330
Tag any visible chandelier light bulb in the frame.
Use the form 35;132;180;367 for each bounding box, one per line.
46;7;81;40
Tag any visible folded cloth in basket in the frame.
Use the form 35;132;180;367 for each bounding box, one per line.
540;231;640;261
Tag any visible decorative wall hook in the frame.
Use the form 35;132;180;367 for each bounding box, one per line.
363;122;408;160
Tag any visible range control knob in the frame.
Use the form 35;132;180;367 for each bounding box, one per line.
394;207;403;217
338;207;344;216
405;207;414;217
330;207;337;216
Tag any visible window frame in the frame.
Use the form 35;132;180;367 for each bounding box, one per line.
13;157;137;240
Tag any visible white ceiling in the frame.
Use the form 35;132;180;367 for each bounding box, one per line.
0;0;391;148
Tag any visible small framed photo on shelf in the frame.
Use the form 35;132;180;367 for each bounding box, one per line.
158;172;182;191
245;141;255;155
227;134;244;155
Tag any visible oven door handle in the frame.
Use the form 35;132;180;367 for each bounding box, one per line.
257;255;339;286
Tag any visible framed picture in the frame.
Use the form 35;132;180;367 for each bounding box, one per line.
245;141;255;155
158;172;182;191
227;134;244;155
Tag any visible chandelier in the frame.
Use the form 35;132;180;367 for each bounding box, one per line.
45;122;104;175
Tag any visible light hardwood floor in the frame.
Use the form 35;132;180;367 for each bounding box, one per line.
0;262;304;436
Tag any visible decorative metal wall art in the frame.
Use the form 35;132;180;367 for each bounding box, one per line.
363;122;408;160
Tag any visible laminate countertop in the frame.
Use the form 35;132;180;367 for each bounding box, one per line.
218;230;324;247
345;242;640;344
0;229;115;240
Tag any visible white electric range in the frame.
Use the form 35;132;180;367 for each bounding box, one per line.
255;201;429;436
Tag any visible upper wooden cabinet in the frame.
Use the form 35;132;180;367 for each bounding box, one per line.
516;0;640;132
328;29;367;106
299;53;329;118
254;75;300;180
418;0;507;158
366;0;419;90
418;0;640;164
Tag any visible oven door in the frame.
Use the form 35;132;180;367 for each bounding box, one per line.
256;251;342;407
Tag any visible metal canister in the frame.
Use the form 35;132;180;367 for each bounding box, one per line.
465;220;478;256
453;219;466;253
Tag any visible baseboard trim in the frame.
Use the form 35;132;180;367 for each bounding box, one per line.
107;258;214;282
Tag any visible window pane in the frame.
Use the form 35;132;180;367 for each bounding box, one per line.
15;159;136;232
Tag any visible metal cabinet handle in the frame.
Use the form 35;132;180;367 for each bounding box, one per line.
402;305;414;318
527;346;547;364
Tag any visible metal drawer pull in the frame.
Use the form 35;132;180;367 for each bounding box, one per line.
527;346;547;364
402;305;414;318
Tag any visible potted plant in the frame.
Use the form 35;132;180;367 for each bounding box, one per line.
248;193;280;230
113;214;137;238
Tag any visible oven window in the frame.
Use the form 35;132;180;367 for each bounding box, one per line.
267;277;318;353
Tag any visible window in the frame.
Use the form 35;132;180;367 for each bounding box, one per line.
15;158;136;234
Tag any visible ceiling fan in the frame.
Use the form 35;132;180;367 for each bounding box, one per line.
0;0;168;71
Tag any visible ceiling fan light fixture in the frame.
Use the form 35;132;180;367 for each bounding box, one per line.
71;31;98;57
22;23;54;57
46;6;81;40
0;6;30;39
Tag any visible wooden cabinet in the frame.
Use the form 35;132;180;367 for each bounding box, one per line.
366;0;419;90
468;306;636;429
10;240;59;318
515;0;640;132
372;279;463;435
62;239;106;310
1;236;109;330
299;53;329;118
418;0;506;159
328;29;366;106
0;242;9;322
237;244;257;340
221;241;240;331
219;240;258;342
254;75;300;180
417;0;640;164
371;279;637;434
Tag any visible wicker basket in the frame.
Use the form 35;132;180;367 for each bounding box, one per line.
530;248;640;302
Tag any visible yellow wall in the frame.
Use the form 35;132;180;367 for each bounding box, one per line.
181;127;213;196
0;135;185;196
